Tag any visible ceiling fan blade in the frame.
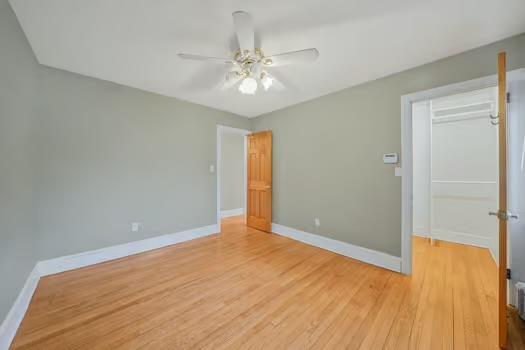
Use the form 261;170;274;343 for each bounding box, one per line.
178;53;232;65
232;11;254;54
264;48;319;67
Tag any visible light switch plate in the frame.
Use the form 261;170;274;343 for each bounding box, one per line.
209;164;215;173
395;167;402;177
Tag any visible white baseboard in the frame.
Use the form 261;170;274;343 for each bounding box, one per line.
413;226;430;238
0;223;219;350
431;229;490;248
37;224;219;276
271;223;401;273
413;232;430;238
220;208;244;218
0;266;40;350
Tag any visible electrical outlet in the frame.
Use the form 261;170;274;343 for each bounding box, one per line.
131;222;142;232
314;218;320;227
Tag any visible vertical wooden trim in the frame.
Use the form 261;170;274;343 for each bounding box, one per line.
267;131;273;230
497;51;508;349
244;135;248;224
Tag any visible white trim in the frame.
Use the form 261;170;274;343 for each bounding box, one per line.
272;223;401;273
413;226;430;238
219;125;252;135
432;100;494;114
400;68;525;275
413;232;430;238
431;229;491;248
0;266;40;350
429;100;434;245
216;125;251;226
401;93;414;275
37;224;219;276
220;208;245;218
0;224;219;349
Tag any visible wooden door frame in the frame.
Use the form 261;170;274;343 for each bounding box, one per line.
216;125;252;225
400;68;525;275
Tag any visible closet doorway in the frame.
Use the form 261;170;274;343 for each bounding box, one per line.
402;65;525;348
412;86;499;258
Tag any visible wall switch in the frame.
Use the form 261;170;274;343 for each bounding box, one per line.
314;218;321;227
395;167;402;177
131;222;142;232
209;164;215;173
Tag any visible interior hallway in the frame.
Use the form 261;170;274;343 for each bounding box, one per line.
11;216;522;349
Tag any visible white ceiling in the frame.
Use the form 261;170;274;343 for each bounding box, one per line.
10;0;525;117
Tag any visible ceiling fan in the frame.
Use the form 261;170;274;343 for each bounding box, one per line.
178;11;319;95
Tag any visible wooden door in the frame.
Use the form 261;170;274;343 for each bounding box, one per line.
247;131;272;232
496;52;508;349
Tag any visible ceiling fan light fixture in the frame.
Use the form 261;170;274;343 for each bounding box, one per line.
239;77;257;95
261;75;273;91
179;11;319;95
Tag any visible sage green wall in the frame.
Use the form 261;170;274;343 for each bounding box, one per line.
252;33;525;257
0;0;249;322
220;132;244;211
31;69;249;260
0;0;37;323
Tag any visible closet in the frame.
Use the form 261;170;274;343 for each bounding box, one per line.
412;87;499;261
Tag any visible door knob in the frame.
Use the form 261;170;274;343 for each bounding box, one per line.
489;210;519;220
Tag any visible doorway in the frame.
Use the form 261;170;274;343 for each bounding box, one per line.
412;86;499;259
216;126;273;233
401;67;525;348
216;125;251;226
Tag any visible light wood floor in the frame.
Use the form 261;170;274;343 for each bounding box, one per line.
10;216;521;349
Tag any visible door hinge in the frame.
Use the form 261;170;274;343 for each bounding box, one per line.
507;92;511;103
507;268;512;280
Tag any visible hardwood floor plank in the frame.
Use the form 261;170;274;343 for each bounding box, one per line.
10;217;514;349
357;274;409;349
383;236;431;349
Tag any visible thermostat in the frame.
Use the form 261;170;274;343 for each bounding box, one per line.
383;153;399;164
